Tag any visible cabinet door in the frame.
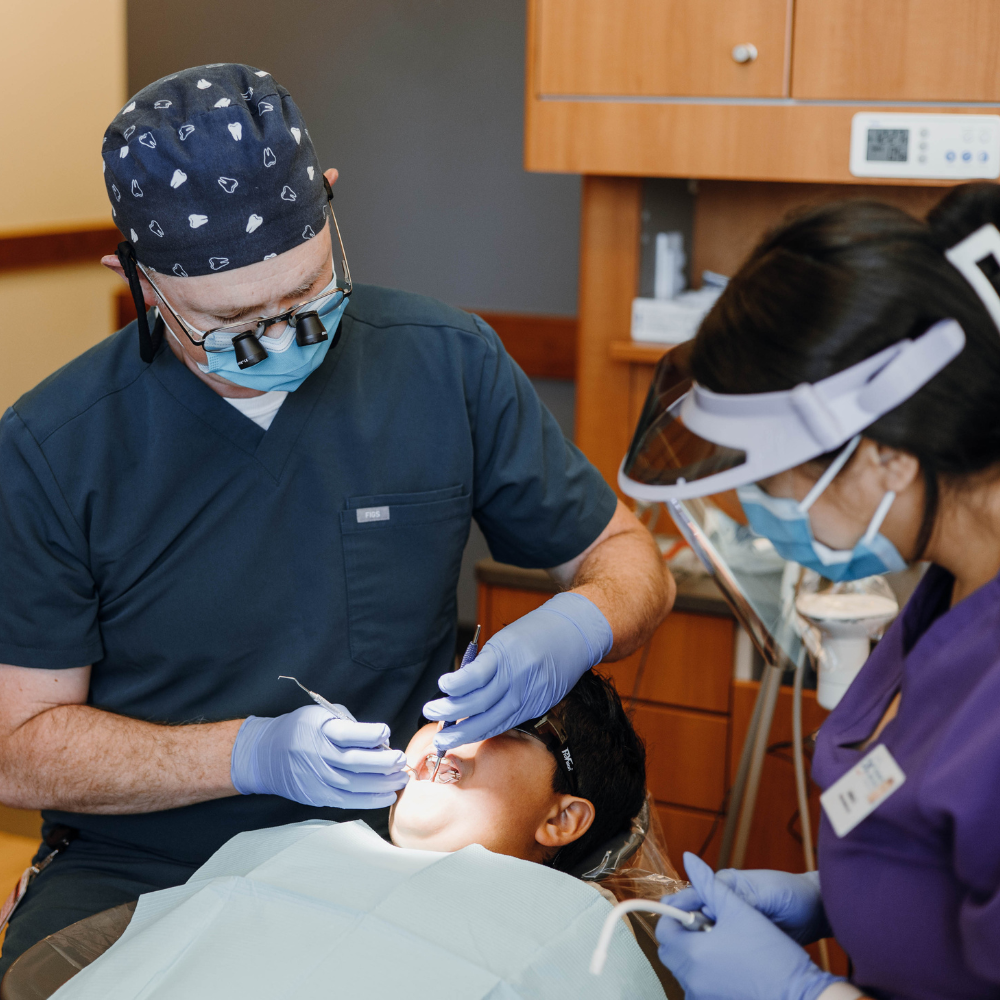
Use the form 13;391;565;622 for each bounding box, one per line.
534;0;790;99
792;0;1000;102
632;702;728;811
611;611;734;713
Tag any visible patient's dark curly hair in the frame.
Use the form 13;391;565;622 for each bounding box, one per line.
547;669;646;875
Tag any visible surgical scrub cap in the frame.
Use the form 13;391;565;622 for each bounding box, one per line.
102;64;327;277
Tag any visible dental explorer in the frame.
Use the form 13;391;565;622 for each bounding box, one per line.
430;623;481;782
278;675;394;752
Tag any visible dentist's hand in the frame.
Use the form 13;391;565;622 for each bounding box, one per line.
656;853;845;1000
422;592;612;751
230;705;408;809
667;868;830;945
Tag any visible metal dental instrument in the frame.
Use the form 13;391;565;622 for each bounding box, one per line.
430;623;481;783
278;675;394;753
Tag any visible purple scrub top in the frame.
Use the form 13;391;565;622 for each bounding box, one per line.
812;564;1000;1000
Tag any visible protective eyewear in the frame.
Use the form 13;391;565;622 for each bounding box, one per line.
513;705;578;796
141;264;346;370
116;176;352;368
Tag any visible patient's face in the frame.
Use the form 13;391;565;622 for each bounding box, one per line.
389;723;575;862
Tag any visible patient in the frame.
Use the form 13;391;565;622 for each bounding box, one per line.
390;668;648;873
43;673;665;1000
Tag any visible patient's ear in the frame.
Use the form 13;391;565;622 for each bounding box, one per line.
535;796;595;850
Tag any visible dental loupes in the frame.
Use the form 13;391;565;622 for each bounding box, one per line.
430;623;481;782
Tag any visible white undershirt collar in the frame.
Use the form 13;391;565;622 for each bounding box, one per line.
222;390;288;431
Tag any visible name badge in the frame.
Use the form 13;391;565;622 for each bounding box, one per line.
356;506;390;523
821;744;906;838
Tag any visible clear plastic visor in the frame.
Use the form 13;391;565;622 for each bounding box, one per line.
621;346;747;488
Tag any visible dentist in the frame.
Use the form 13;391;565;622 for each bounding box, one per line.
0;63;671;978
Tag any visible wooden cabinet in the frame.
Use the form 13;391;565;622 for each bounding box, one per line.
535;0;789;99
632;702;729;811
618;611;733;712
525;0;1000;182
791;0;1000;103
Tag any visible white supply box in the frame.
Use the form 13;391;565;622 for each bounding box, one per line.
631;286;723;345
849;112;1000;180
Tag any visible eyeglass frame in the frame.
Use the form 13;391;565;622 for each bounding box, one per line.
513;704;579;796
136;183;352;353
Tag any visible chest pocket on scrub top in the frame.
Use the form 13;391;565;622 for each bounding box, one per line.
340;486;472;671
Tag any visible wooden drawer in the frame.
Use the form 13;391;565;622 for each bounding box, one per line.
632;702;728;812
615;612;734;713
480;584;733;714
792;0;1000;102
535;0;789;99
477;585;550;643
657;803;721;868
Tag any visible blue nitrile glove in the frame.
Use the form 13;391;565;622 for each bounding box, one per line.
422;592;613;751
656;853;845;1000
666;868;831;945
230;705;409;809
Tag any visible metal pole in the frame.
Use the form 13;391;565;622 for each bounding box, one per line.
718;662;768;868
731;659;783;869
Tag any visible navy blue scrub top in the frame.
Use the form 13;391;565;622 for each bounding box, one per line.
0;284;616;865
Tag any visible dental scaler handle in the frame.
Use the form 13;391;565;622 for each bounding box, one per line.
431;624;481;782
277;676;392;752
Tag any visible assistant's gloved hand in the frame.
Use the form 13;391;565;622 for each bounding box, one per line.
422;592;612;751
656;853;844;1000
667;868;830;945
230;705;409;809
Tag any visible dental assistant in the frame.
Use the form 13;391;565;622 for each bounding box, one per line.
0;64;671;978
621;184;1000;1000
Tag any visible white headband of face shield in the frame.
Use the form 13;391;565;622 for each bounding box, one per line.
618;317;965;501
619;223;1000;503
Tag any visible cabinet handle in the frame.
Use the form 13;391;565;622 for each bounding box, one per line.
731;43;758;64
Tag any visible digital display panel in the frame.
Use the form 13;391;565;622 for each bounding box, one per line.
866;128;909;162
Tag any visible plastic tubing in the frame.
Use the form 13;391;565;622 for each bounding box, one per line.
590;900;705;975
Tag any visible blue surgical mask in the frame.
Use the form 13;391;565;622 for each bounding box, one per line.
183;292;349;393
735;436;907;582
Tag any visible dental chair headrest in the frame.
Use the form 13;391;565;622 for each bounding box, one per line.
567;799;650;881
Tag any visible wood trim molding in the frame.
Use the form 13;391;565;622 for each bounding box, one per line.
609;340;669;365
115;290;579;382
574;176;643;487
470;311;577;380
0;225;120;272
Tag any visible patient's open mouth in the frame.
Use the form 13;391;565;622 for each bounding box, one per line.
416;751;462;783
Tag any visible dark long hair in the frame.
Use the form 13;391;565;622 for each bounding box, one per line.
691;183;1000;552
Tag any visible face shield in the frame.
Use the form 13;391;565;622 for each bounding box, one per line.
619;319;966;503
617;342;748;495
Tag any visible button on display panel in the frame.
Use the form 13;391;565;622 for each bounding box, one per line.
850;113;1000;180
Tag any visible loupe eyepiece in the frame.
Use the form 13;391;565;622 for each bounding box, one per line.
293;311;328;346
232;331;269;369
